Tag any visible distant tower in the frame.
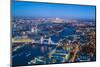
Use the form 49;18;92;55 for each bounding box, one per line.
31;25;38;33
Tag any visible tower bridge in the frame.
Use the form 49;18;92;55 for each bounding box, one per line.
40;36;55;45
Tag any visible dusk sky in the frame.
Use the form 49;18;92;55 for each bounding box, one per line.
12;0;96;20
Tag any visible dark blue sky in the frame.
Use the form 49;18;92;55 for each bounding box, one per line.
12;0;96;20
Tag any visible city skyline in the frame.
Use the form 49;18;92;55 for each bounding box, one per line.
12;1;96;21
